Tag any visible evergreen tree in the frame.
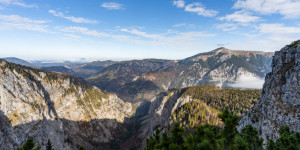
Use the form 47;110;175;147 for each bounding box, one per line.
46;139;53;150
240;125;263;150
17;138;41;150
79;146;84;150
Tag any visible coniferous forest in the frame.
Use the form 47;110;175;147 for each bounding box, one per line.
146;109;300;150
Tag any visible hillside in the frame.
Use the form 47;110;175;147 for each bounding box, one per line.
87;59;176;102
3;57;33;67
141;85;261;148
41;66;76;75
69;60;115;78
150;47;273;89
0;59;133;150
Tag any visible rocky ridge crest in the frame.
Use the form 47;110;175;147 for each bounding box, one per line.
238;40;300;144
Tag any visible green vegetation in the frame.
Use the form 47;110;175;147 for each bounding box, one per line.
146;109;300;150
170;100;221;129
17;138;41;150
82;87;109;109
181;85;261;115
288;40;300;48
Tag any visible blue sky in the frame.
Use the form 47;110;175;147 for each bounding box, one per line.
0;0;300;61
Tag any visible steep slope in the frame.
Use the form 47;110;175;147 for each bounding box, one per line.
69;60;115;78
87;59;176;102
3;57;33;67
146;47;273;89
41;66;76;76
0;59;133;150
141;85;261;148
238;40;300;145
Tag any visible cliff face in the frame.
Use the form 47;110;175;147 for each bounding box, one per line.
238;41;300;144
140;89;192;146
0;60;133;150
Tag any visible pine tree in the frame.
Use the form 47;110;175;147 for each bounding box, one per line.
46;139;53;150
17;138;41;150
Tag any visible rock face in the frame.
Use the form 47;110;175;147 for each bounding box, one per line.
140;89;192;147
0;59;133;150
238;41;300;145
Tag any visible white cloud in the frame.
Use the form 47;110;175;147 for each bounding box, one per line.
63;34;81;40
229;75;265;89
173;0;185;8
184;2;218;17
121;28;162;39
0;14;48;32
0;22;48;32
173;23;196;28
120;27;215;43
49;10;97;24
57;26;109;37
0;14;48;24
0;0;37;8
258;23;300;34
234;0;300;18
218;11;261;23
216;23;239;31
101;2;123;10
111;35;145;44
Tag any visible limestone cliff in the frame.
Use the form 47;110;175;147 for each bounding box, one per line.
238;40;300;145
0;59;133;150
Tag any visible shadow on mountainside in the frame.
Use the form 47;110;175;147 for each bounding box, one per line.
0;101;151;150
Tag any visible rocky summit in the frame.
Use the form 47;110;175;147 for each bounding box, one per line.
238;40;300;145
0;59;133;150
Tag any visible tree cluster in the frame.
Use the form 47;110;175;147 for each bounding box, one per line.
146;109;300;150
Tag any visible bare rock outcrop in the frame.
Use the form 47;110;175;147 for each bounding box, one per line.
238;41;300;145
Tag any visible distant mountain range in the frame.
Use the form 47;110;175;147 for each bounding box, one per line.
2;57;33;66
3;48;273;104
86;47;273;103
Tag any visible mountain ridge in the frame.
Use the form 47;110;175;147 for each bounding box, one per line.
0;59;133;149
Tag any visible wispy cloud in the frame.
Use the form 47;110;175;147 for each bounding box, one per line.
0;14;48;32
0;14;48;24
185;3;218;17
63;33;81;40
216;23;239;31
49;10;97;24
218;11;261;23
234;0;300;19
56;26;109;37
0;0;37;8
173;0;185;8
258;23;300;34
120;28;162;39
120;27;215;43
0;22;48;32
173;23;196;28
101;2;123;10
173;1;217;17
